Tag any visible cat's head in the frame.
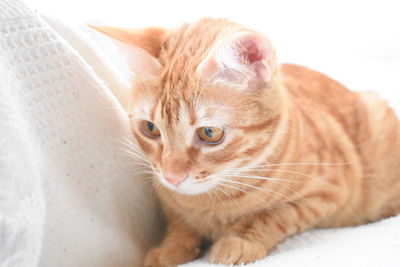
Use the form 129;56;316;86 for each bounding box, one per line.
92;18;286;195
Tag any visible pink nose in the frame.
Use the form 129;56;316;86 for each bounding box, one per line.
165;176;186;187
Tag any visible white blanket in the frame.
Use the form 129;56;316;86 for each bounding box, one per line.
0;0;162;266
0;0;399;267
182;216;400;267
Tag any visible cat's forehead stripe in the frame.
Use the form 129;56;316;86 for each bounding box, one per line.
189;108;197;125
150;102;157;121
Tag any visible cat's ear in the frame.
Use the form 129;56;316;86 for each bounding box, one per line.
197;31;276;89
88;25;166;76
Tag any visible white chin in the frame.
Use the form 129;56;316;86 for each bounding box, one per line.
159;177;216;195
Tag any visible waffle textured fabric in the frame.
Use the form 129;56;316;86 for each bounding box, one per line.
0;0;161;266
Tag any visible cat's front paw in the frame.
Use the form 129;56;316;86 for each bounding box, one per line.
208;236;267;265
144;245;200;267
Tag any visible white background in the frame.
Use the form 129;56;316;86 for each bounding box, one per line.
27;0;400;113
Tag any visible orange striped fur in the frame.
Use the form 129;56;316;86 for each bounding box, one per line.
93;18;400;266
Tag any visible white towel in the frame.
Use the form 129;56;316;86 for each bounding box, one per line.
182;215;400;267
0;0;162;266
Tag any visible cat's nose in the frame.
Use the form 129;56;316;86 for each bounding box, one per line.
164;175;187;187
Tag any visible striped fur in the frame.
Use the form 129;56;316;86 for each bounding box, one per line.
94;18;400;266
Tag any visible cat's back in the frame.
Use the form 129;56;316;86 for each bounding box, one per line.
280;63;400;155
281;63;400;223
281;63;367;148
281;63;358;126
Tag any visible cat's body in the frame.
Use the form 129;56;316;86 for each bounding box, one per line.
92;18;400;266
155;63;400;238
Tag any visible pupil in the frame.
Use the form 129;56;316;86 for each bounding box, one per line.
147;122;154;131
205;128;213;138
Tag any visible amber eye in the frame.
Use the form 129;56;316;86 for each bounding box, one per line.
197;127;224;144
140;120;161;138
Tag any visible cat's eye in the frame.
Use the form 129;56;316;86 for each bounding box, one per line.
140;120;161;138
197;127;224;144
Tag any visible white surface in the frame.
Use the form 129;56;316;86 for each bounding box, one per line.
182;215;400;267
0;1;162;266
24;0;400;113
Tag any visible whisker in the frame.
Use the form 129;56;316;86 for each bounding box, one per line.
221;168;337;189
120;153;151;167
131;173;155;177
217;173;298;183
218;178;295;203
210;187;229;209
125;164;152;170
120;148;151;163
115;136;145;154
114;137;152;165
217;180;275;206
219;174;304;199
234;161;355;169
219;173;304;201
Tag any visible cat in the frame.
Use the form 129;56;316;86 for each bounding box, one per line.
91;18;400;266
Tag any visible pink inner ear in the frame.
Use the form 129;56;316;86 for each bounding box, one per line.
241;40;264;63
197;32;273;85
237;36;271;81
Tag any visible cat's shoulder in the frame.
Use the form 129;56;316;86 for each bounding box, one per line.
280;63;353;99
280;63;344;88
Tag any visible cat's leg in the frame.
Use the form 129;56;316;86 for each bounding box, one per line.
208;189;344;265
144;208;201;267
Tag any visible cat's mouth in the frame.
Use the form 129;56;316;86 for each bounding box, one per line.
158;174;217;195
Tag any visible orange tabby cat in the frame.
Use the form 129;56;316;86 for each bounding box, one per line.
92;18;400;266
